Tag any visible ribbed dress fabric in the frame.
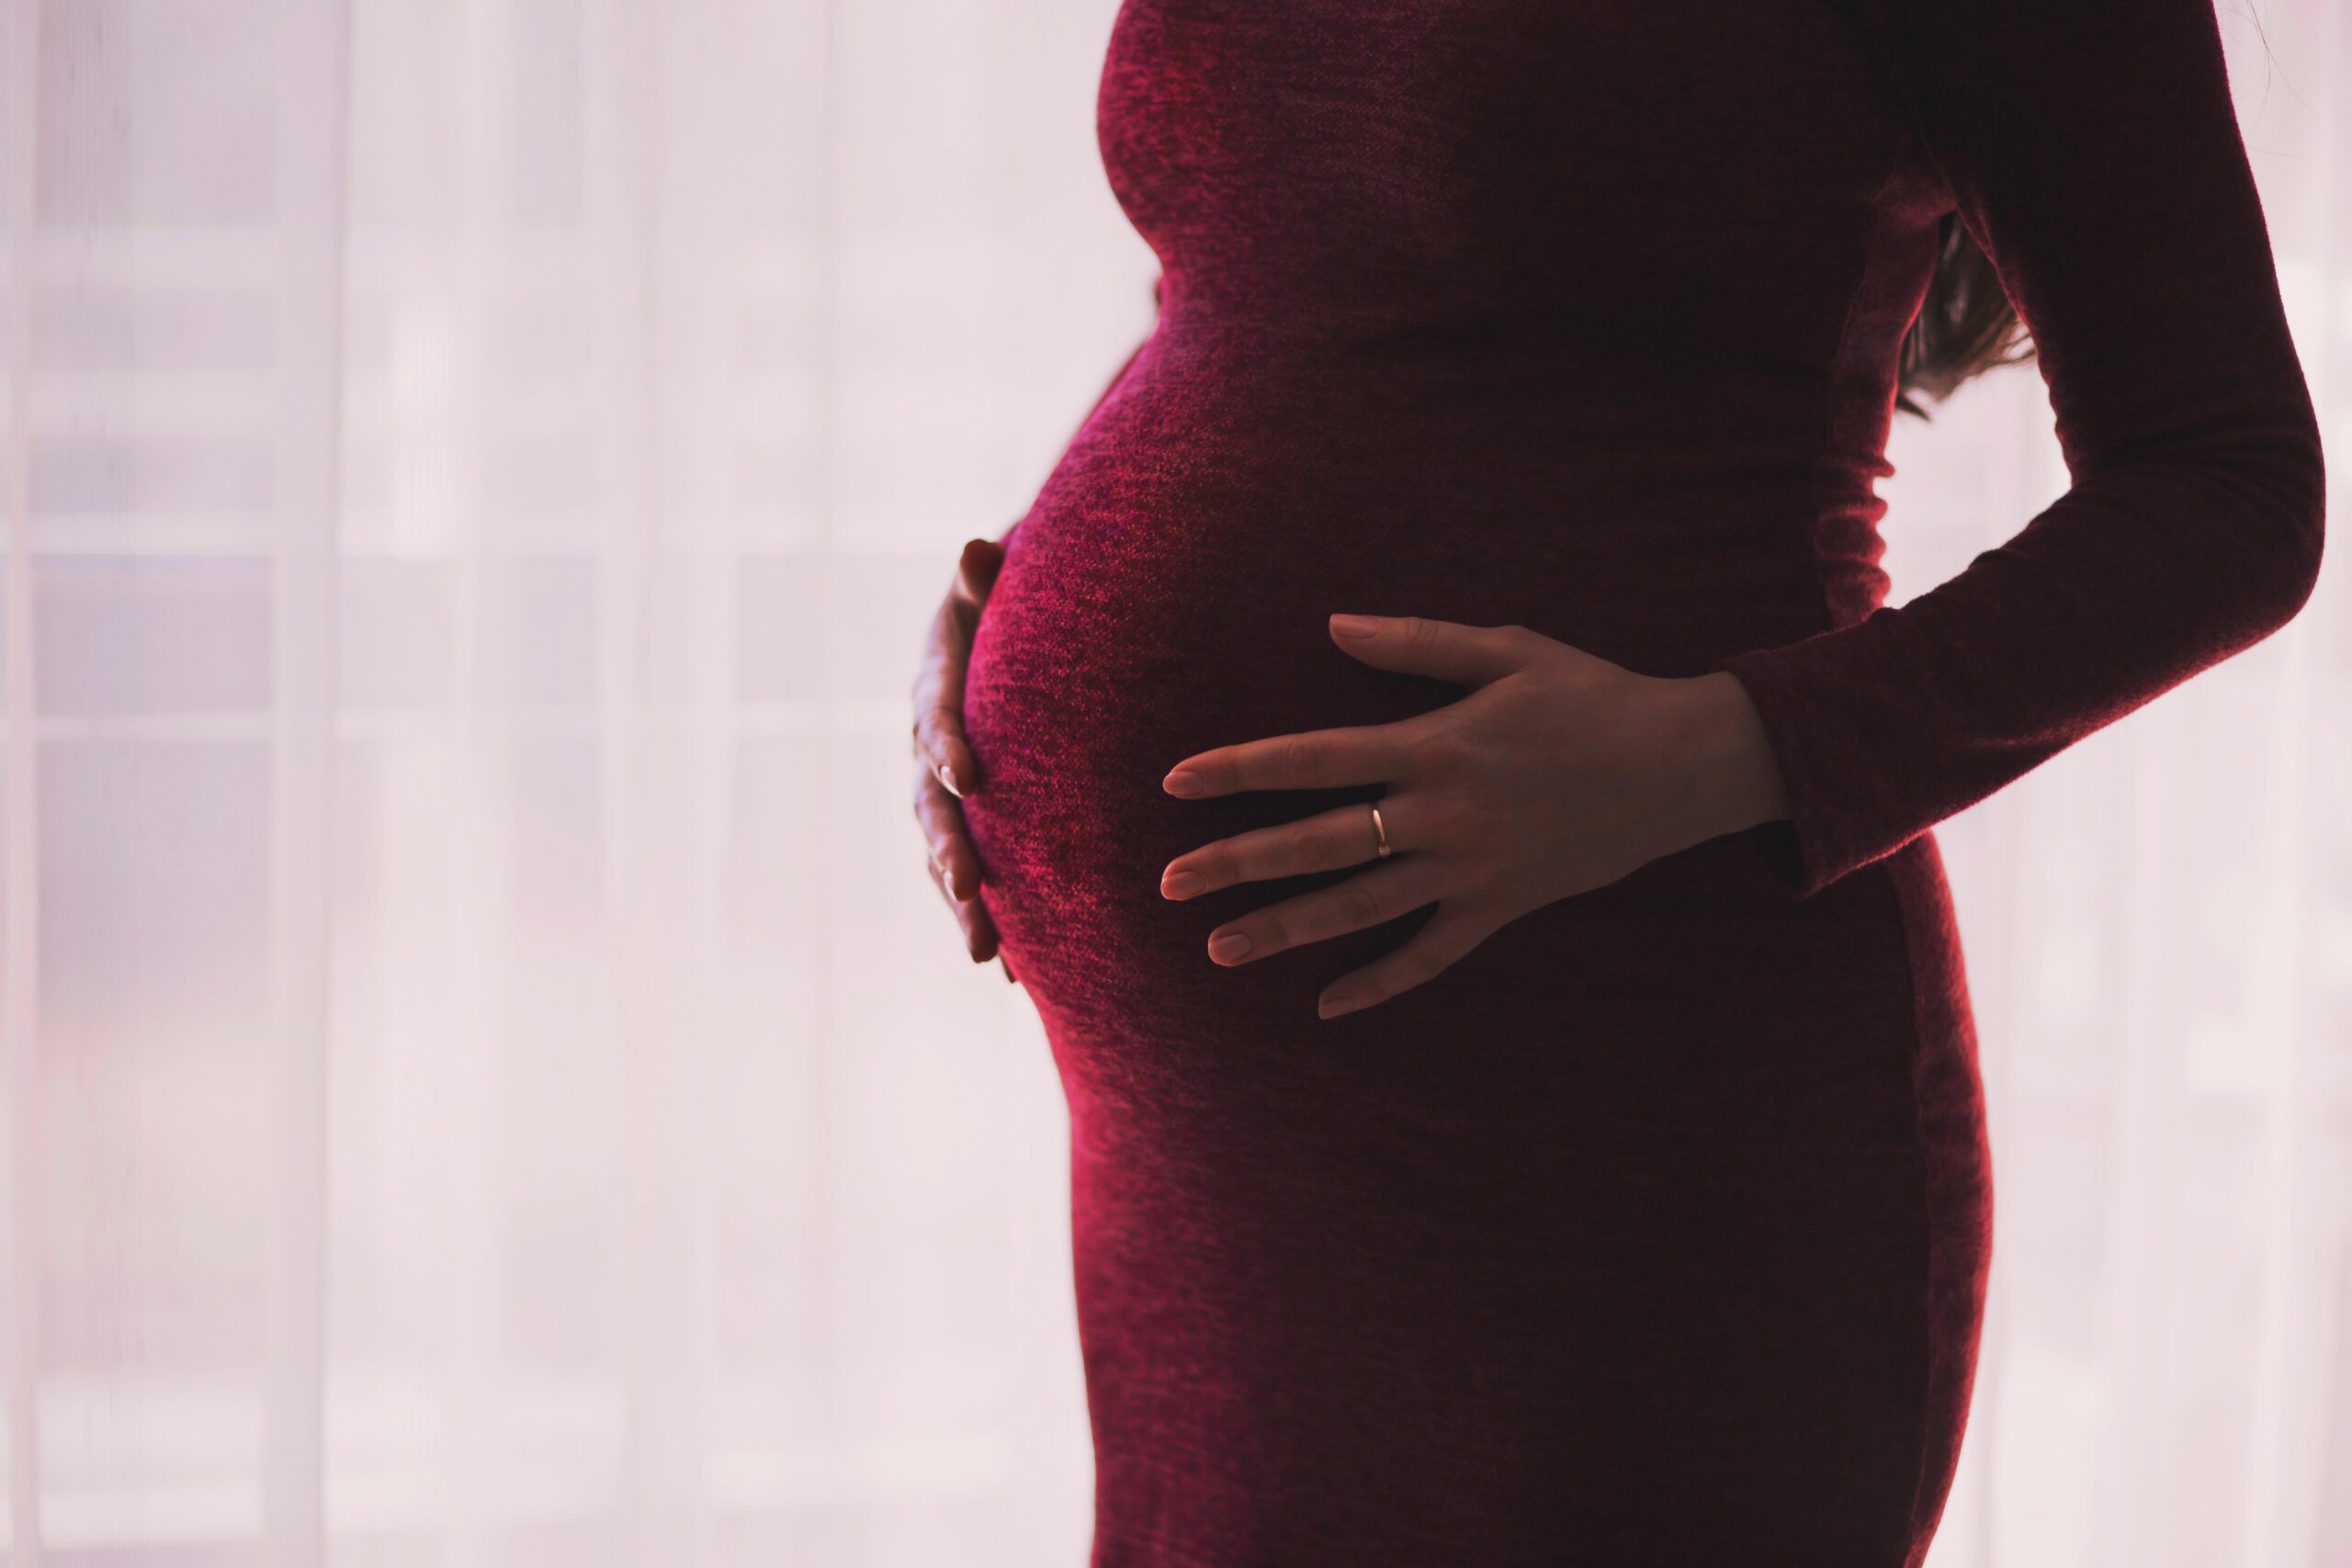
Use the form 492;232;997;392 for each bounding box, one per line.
955;0;2326;1562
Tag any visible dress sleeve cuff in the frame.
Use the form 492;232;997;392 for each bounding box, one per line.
1711;641;1894;902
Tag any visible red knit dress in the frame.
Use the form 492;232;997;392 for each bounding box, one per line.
956;0;2325;1562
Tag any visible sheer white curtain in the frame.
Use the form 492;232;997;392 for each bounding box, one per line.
0;1;2342;1565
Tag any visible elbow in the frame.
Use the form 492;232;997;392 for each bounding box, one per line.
2262;374;2329;632
2257;434;2326;636
2197;408;2328;642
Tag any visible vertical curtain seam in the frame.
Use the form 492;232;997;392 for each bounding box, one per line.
263;0;356;1563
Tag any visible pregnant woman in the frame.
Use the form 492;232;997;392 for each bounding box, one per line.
910;0;2324;1562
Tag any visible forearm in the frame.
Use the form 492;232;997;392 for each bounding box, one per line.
1695;0;2328;902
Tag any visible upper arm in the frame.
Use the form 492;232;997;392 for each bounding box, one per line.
1877;0;2323;588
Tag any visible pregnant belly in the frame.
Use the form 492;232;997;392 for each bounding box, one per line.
958;465;1445;1043
956;356;1829;1058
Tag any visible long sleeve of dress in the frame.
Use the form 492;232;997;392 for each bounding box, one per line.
1713;0;2326;900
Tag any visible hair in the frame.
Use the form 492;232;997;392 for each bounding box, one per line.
1894;212;2036;419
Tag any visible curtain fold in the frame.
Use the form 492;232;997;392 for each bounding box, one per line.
0;0;2343;1564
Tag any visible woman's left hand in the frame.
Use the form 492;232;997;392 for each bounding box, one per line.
1158;613;1792;1020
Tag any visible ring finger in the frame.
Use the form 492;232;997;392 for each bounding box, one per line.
1161;793;1415;901
1200;852;1449;966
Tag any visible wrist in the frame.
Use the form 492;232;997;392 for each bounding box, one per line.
1663;671;1792;842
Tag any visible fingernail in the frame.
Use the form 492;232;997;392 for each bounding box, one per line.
1162;769;1204;797
1329;614;1381;639
1161;868;1205;898
937;761;963;798
1318;993;1360;1018
1208;931;1252;964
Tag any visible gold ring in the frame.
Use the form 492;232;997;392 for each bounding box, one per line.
1369;801;1392;858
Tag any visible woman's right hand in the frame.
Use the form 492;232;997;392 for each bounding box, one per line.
911;536;1018;983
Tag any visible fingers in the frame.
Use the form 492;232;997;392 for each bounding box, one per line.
1162;722;1413;799
913;537;1017;972
1316;900;1502;1019
957;897;1001;966
911;609;981;798
910;722;1012;968
1161;795;1412;899
914;711;978;799
922;846;1006;968
1197;854;1447;969
1159;615;1546;798
957;536;1007;604
912;536;1006;799
1327;614;1537;688
911;735;985;904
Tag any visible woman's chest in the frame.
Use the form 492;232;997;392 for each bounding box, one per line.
1096;0;1921;311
